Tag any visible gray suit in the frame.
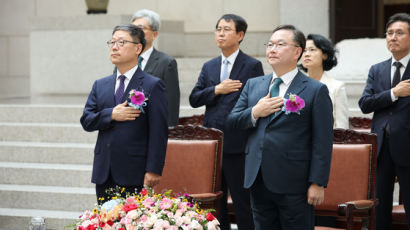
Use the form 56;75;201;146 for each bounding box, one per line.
144;48;180;126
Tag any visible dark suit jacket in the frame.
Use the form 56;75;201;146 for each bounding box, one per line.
359;58;410;166
227;71;334;194
80;68;168;186
144;48;180;126
189;50;264;154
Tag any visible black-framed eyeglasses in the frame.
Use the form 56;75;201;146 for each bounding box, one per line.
215;27;235;34
264;42;299;50
107;40;139;48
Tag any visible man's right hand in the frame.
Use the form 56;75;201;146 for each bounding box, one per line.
215;79;242;95
111;101;141;121
393;79;410;98
252;94;284;119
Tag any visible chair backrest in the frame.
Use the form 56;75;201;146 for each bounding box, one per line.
178;114;204;126
154;125;223;195
349;117;372;132
315;129;377;214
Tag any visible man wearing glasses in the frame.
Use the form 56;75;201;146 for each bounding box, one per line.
359;13;410;229
131;9;180;126
227;25;333;229
189;14;264;230
80;24;168;204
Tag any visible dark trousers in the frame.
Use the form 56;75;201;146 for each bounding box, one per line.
218;153;254;230
250;171;314;230
95;171;142;205
376;134;410;230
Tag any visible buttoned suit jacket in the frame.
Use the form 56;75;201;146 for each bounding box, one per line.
227;71;334;194
359;58;410;166
144;48;180;126
189;50;264;154
80;68;168;186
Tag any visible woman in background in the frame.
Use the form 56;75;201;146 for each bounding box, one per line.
301;34;349;129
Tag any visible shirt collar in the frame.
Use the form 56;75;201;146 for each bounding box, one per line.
141;46;154;62
271;68;298;86
116;64;139;81
221;49;240;65
392;52;410;69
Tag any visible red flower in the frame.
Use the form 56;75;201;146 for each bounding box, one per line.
206;212;215;221
119;228;125;230
123;203;138;212
140;188;148;196
107;220;114;226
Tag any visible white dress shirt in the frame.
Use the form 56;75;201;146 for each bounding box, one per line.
140;46;154;71
391;52;410;101
115;64;139;94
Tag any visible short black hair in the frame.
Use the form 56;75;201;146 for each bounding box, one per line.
301;34;338;71
386;13;410;32
272;24;306;60
112;24;146;54
216;14;248;43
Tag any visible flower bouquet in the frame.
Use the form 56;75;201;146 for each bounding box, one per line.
74;187;220;230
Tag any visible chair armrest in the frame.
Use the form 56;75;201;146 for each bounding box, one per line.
337;199;379;215
190;191;223;202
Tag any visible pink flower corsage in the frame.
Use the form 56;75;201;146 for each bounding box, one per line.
128;89;148;113
282;93;305;115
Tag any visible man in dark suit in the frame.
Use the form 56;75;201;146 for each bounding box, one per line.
189;14;264;230
359;13;410;229
131;9;180;126
80;24;168;204
227;25;333;230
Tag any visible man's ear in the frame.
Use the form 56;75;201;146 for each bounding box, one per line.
152;31;159;40
237;31;245;43
136;43;143;56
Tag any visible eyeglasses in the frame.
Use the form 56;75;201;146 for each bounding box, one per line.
386;30;408;38
107;40;139;48
265;42;300;50
215;27;235;34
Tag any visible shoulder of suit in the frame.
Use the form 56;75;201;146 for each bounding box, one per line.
203;56;221;67
97;74;115;83
371;58;392;70
152;49;176;62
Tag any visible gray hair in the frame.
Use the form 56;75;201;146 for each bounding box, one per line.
131;9;161;31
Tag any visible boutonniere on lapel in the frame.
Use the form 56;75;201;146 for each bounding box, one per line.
282;93;305;115
127;89;148;113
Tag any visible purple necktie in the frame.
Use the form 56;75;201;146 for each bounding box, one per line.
115;75;126;105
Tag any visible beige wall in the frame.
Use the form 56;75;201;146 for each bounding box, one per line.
33;0;280;32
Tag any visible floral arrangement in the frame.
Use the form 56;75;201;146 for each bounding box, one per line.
282;93;305;115
128;89;148;113
74;188;220;230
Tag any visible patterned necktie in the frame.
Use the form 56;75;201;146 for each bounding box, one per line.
115;75;126;105
220;59;229;82
270;78;283;97
138;56;143;69
392;62;402;88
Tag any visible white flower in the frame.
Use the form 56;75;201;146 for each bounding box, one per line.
189;220;203;230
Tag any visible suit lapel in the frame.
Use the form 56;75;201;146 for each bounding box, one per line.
382;58;392;89
229;50;245;81
143;49;159;75
108;74;117;107
122;68;144;102
269;72;307;123
212;56;222;83
402;58;410;81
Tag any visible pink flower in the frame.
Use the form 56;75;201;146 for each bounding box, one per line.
130;90;145;105
283;94;305;114
160;198;173;210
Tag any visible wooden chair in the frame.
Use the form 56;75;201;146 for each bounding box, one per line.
154;125;223;215
178;114;204;126
315;129;378;230
348;117;372;133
